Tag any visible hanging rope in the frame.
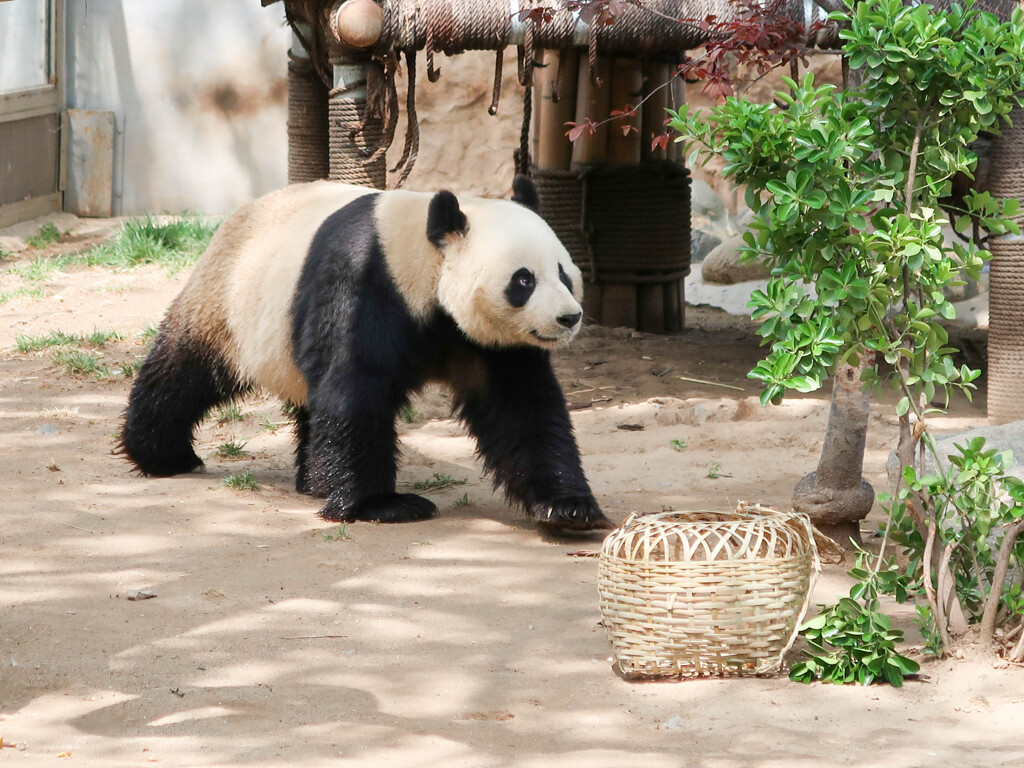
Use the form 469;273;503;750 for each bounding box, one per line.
389;49;421;189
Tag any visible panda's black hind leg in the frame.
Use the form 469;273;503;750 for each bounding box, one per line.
119;330;247;476
291;404;316;495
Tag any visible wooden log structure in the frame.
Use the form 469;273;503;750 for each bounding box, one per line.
265;0;749;331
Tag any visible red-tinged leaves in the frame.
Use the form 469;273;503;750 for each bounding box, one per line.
567;0;639;27
620;124;638;136
516;7;554;26
651;132;672;152
675;0;820;98
565;119;598;142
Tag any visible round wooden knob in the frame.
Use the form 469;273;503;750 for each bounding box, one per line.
331;0;385;50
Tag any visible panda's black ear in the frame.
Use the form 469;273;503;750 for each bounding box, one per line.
511;175;540;213
426;190;468;248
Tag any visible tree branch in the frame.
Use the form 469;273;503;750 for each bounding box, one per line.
979;517;1024;644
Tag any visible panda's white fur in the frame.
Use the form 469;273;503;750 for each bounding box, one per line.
176;180;583;406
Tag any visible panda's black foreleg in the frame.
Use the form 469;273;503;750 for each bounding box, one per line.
120;330;247;476
304;378;437;523
452;347;613;533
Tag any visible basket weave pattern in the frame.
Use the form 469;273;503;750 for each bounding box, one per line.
598;506;819;679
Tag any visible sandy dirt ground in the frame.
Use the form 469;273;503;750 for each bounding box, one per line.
1;231;1022;768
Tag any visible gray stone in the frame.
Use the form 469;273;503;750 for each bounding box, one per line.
691;179;727;222
886;421;1024;486
700;234;772;285
690;229;722;263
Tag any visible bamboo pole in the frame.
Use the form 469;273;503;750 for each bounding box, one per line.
570;56;610;170
533;50;579;171
601;57;644;329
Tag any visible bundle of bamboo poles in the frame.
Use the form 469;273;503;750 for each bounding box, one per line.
532;50;691;333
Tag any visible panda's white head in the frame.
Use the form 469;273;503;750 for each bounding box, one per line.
426;177;585;349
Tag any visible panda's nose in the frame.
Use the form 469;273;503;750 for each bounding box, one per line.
557;311;582;329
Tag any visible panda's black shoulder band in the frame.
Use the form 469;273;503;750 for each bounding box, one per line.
427;190;468;248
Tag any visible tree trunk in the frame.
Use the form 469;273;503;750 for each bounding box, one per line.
792;357;875;546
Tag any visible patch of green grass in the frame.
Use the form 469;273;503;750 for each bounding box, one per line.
16;327;122;354
9;255;67;282
26;222;63;249
82;214;218;274
217;441;249;459
0;286;45;304
0;248;14;261
52;348;111;379
670;439;688;452
216;404;245;424
322;524;352;541
223;471;260;491
139;323;160;342
119;359;144;378
82;328;123;347
413;473;468;492
16;330;78;353
399;403;420;424
260;415;280;434
452;493;471;508
706;461;723;479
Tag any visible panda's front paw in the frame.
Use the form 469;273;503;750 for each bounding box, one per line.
320;493;438;524
532;496;615;533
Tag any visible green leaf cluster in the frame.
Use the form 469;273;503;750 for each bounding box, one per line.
885;437;1024;633
668;0;1024;408
670;0;1024;672
790;596;919;686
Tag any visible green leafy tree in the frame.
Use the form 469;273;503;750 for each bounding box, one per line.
670;0;1024;674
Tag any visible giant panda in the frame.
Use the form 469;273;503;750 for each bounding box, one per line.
119;177;612;533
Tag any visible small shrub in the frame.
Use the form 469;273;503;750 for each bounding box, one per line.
217;441;248;459
670;439;687;452
223;471;259;491
26;222;62;249
216;405;244;424
52;349;110;379
322;524;352;541
399;403;420;424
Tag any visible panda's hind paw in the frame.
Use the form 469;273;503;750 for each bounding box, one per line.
533;496;615;534
320;493;438;524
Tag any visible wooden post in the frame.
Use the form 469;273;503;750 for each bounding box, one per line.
641;61;669;162
637;60;671;331
533;50;579;171
570;56;610;170
601;57;644;329
605;57;643;167
570;55;610;322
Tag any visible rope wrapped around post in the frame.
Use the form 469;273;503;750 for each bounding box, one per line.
287;51;331;183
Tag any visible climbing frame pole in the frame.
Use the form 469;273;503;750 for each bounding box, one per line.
287;23;330;183
985;104;1024;424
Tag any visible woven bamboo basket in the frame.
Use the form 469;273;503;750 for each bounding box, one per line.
597;503;821;679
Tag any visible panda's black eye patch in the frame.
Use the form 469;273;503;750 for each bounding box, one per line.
558;263;573;294
505;268;536;308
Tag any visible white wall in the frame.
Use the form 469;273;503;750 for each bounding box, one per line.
65;0;289;215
